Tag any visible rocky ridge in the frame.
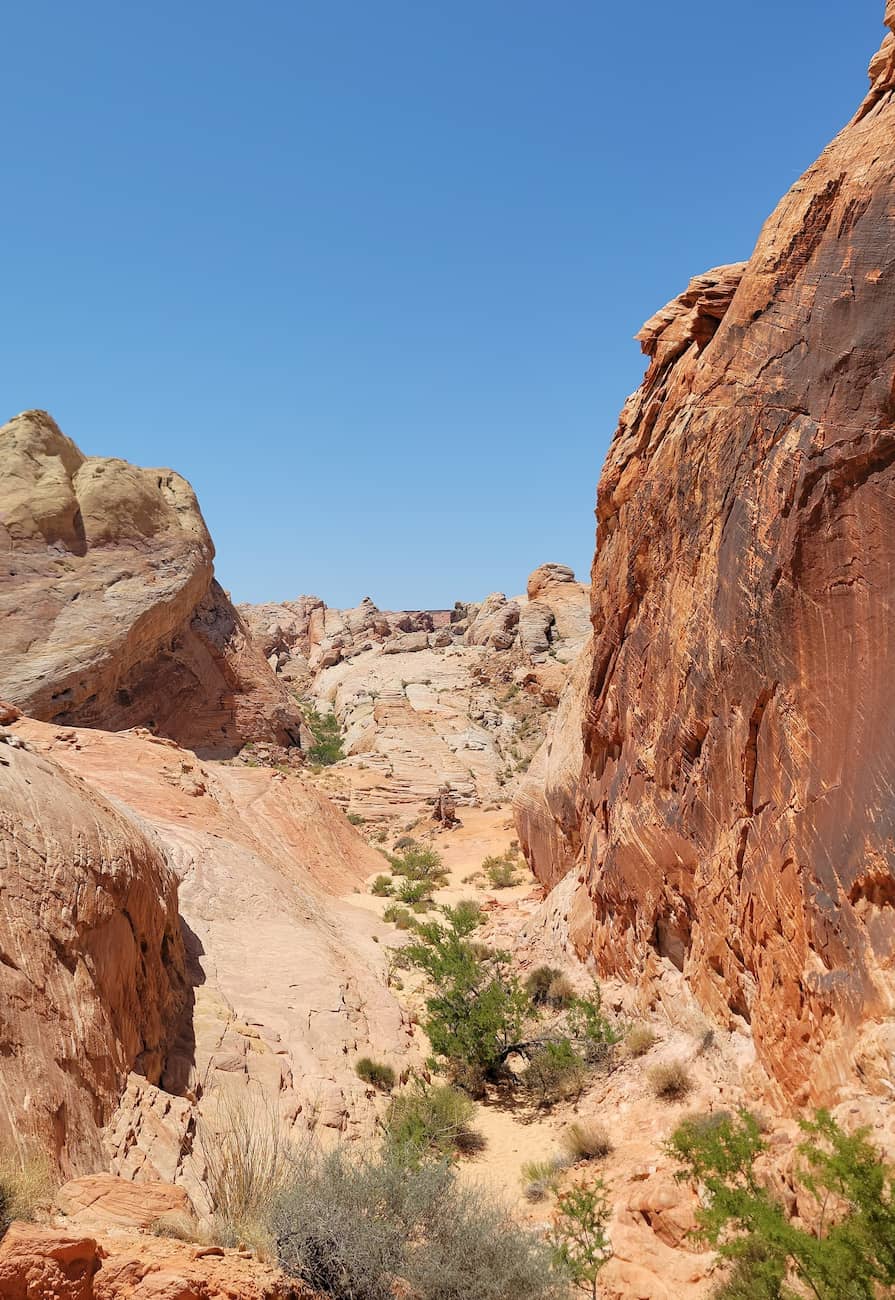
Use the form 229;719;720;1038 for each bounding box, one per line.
240;563;590;826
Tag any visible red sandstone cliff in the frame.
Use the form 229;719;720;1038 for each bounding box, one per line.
0;411;305;757
520;5;895;1104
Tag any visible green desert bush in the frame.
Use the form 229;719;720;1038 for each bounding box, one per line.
560;1121;612;1162
550;1181;612;1299
271;1148;563;1300
371;874;394;897
389;844;448;886
303;705;346;767
382;904;415;930
522;1040;587;1106
667;1107;895;1300
355;1058;397;1092
449;898;485;929
396;877;434;905
566;985;622;1066
525;966;563;1006
481;851;521;889
649;1060;693;1101
384;1082;477;1161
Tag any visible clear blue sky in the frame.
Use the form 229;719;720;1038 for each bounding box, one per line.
3;1;884;608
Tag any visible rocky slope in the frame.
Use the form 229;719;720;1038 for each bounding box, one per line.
5;714;411;1208
240;563;590;826
518;4;895;1106
0;411;305;757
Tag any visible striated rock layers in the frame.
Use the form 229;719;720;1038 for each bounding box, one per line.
0;722;186;1176
520;7;895;1104
0;411;304;757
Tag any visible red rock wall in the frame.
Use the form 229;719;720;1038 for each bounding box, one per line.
550;9;895;1103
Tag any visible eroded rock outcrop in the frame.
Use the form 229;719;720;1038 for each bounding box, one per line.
0;727;187;1175
521;6;895;1105
0;411;304;757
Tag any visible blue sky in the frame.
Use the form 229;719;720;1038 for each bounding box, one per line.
3;1;884;607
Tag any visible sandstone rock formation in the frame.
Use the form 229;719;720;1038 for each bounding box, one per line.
9;715;411;1203
0;411;305;757
0;724;187;1175
240;568;590;826
519;5;895;1105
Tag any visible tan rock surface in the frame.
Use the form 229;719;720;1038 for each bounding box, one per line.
56;1175;191;1231
11;716;412;1199
522;4;895;1105
0;411;304;757
0;731;187;1175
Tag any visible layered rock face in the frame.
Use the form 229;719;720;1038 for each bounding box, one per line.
0;719;186;1175
522;8;895;1103
0;411;304;757
11;716;411;1204
241;568;590;824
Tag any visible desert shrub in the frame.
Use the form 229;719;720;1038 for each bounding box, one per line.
550;1181;612;1298
624;1023;657;1058
404;907;531;1076
668;1107;895;1300
347;811;365;826
198;1090;291;1253
389;844;448;885
561;1122;612;1162
566;985;622;1065
449;898;484;929
355;1058;396;1091
151;1210;200;1242
272;1148;562;1300
396;877;434;905
481;851;521;889
385;1082;477;1161
546;974;576;1009
0;1150;53;1236
649;1060;693;1101
520;1156;566;1200
371;874;394;897
525;966;563;1006
522;1039;586;1106
382;904;415;930
303;705;346;766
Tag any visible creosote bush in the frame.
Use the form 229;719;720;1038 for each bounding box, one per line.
481;850;522;889
355;1057;396;1092
561;1121;612;1162
649;1060;693;1101
550;1181;612;1299
382;903;415;930
388;843;448;886
384;1082;477;1161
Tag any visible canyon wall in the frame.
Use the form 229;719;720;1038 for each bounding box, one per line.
0;411;305;757
520;6;895;1104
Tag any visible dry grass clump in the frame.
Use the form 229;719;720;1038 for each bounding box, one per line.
560;1121;612;1162
150;1210;200;1242
520;1154;570;1202
649;1059;694;1101
0;1150;54;1235
545;974;576;1009
198;1089;293;1259
522;1041;586;1107
371;874;394;897
624;1023;658;1058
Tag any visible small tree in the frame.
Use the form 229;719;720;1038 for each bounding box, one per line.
550;1182;612;1298
667;1108;895;1299
403;906;532;1077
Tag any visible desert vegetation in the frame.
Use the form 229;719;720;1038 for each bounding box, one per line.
0;1149;53;1237
302;704;346;767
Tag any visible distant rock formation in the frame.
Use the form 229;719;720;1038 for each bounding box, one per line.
240;567;590;824
0;411;305;757
517;4;895;1105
